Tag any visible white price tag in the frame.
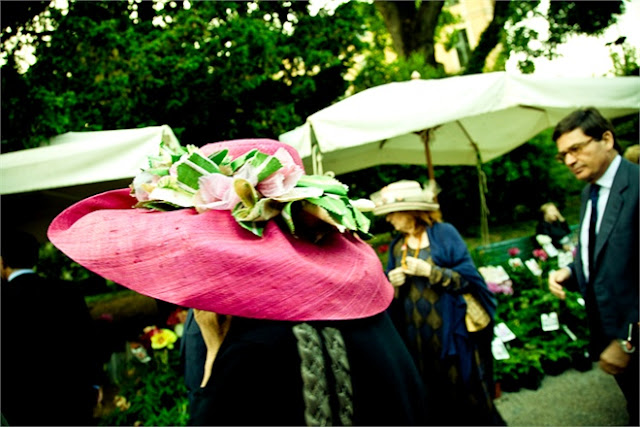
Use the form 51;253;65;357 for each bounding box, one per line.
508;257;523;268
542;242;558;258
525;258;542;276
494;322;516;342
557;251;573;269
541;312;560;332
492;337;510;360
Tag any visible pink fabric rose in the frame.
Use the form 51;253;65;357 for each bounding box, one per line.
194;174;241;212
256;148;303;197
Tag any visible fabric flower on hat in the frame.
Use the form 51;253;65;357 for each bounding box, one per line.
130;141;371;239
241;147;303;198
48;138;393;322
194;173;240;211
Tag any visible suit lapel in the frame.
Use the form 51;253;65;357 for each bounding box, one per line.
594;161;629;263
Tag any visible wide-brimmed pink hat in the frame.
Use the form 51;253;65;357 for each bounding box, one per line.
48;139;393;321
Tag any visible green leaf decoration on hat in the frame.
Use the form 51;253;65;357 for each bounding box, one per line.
208;149;229;165
132;140;373;240
296;175;349;196
176;152;222;190
281;202;296;235
248;151;284;182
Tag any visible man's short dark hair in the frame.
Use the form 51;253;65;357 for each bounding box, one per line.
1;230;40;269
552;107;621;153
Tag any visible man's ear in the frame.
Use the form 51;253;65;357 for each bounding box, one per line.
602;130;615;150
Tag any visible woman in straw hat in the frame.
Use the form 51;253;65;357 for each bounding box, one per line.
371;180;504;426
48;139;427;426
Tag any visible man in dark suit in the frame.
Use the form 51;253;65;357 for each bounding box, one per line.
548;107;639;425
1;230;101;425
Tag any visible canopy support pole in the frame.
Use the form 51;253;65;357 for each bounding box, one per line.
419;129;436;182
457;123;490;246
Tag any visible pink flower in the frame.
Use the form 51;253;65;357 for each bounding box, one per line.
256;148;303;197
533;248;548;261
487;282;501;294
194;174;241;212
487;280;514;295
508;247;521;257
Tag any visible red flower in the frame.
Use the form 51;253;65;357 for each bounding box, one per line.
166;308;188;326
508;247;521;257
376;244;389;254
138;325;161;346
533;248;548;261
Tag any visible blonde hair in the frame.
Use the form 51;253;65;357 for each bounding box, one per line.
407;210;443;234
540;202;565;222
623;145;640;164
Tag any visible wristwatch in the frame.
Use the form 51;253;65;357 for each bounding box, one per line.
619;339;636;354
618;323;637;354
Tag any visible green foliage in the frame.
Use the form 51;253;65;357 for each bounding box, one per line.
1;0;370;152
352;52;447;92
501;1;625;73
610;44;640;77
546;1;624;47
488;248;590;391
99;348;189;426
37;242;92;281
37;242;120;295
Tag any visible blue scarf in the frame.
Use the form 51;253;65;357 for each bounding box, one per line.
386;222;496;384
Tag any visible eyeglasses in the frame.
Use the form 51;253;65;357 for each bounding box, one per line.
555;137;595;163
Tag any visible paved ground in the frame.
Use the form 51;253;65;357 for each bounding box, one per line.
494;363;629;426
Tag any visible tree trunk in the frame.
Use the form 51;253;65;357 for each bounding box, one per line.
464;0;511;74
375;1;444;67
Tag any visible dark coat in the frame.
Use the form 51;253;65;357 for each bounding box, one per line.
189;311;427;426
568;158;639;352
536;219;571;248
1;273;99;426
180;308;207;407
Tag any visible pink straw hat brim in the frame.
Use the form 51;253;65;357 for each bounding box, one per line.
48;187;393;321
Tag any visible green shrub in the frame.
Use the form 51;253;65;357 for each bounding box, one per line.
99;345;189;426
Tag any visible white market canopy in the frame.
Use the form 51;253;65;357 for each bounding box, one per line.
0;125;179;195
0;125;178;241
279;72;640;176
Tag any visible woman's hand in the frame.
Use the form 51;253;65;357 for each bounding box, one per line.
388;267;406;287
403;256;432;278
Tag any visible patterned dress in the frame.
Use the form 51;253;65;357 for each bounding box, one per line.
386;222;505;426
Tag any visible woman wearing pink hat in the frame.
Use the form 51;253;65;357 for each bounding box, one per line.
371;180;504;426
49;139;427;425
